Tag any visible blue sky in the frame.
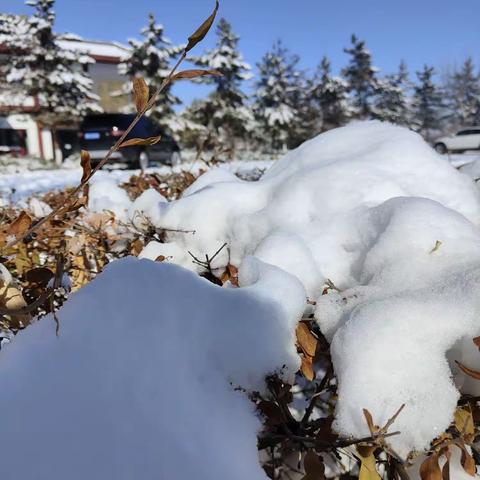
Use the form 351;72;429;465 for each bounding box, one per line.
3;0;480;105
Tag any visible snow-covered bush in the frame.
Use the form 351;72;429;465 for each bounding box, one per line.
2;121;480;478
135;121;480;457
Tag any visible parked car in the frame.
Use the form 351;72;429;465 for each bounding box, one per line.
0;128;27;157
434;127;480;154
79;114;181;168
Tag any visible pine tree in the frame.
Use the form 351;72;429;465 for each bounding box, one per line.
0;14;30;106
311;56;352;131
342;35;378;119
252;41;301;152
373;60;412;125
412;65;444;140
118;13;183;131
5;0;100;125
190;18;253;153
444;58;480;128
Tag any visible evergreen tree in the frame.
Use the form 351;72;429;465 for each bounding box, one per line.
342;35;378;119
311;56;352;131
5;0;100;128
412;65;444;140
252;41;301;152
373;60;411;125
118;13;183;131
444;58;480;128
190;18;253;152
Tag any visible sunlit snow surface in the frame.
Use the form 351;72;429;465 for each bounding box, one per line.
0;257;305;479
135;121;480;457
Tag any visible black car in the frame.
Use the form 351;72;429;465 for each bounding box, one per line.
79;114;181;169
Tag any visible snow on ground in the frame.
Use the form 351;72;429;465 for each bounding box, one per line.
0;159;273;203
0;257;305;480
133;121;480;457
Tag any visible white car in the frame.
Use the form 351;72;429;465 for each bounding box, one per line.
434;127;480;154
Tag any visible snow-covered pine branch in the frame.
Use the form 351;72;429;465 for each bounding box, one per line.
188;18;253;154
4;0;101;126
117;13;184;132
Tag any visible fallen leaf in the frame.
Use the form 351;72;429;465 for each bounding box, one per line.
7;211;32;237
296;322;317;357
363;408;379;436
456;442;476;476
300;355;315;381
303;450;325;480
420;453;442;480
356;445;381;480
454;408;475;440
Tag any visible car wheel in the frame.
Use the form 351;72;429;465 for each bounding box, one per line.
170;151;181;167
137;151;149;170
434;143;447;155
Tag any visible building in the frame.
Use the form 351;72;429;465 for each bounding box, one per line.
0;32;131;161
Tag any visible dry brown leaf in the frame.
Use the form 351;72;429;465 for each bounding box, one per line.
362;408;378;436
80;150;91;198
132;77;149;112
7;211;32;237
300;355;315;381
303;450;325;480
420;453;442;480
80;150;91;183
185;0;219;52
454;408;475;440
0;280;30;329
456;442;476;476
356;445;381;480
130;239;144;256
296;322;318;357
455;360;480;380
172;69;222;81
119;136;161;148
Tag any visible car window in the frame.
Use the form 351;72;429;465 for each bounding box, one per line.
456;130;470;136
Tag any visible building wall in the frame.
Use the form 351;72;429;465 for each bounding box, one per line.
88;62;130;113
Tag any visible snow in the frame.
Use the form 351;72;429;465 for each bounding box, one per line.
2;121;480;468
57;37;130;60
133;121;480;457
0;257;305;479
88;177;132;221
0;160;273;203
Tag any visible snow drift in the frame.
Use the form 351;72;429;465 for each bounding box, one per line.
0;257;305;479
136;121;480;456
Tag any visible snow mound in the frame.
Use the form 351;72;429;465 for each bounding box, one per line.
134;121;480;457
0;257;305;479
140;121;480;297
316;197;480;456
88;177;132;221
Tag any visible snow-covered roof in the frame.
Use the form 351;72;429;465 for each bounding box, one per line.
57;36;130;63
